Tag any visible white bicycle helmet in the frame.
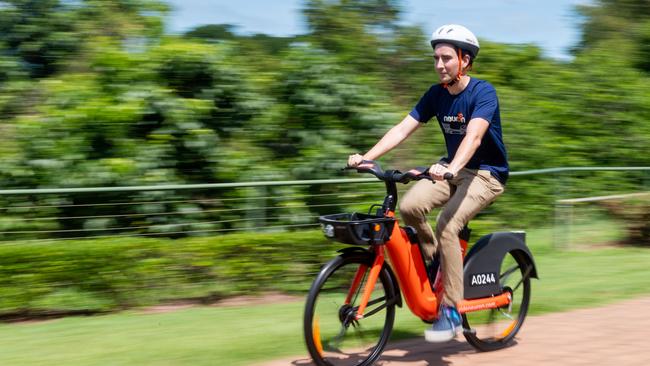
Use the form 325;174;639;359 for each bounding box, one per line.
430;24;480;58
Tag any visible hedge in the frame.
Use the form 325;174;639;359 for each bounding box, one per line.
0;230;340;316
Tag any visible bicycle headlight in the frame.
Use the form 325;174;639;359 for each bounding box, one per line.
323;224;335;238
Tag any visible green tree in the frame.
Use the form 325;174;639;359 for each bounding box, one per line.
272;44;398;174
303;0;401;72
1;0;650;239
0;0;80;77
184;24;237;41
578;0;650;50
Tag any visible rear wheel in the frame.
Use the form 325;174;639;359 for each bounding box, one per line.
304;251;397;366
462;250;532;351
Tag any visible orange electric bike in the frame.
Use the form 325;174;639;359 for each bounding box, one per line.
303;160;538;366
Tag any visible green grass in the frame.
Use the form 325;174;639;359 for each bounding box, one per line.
1;220;649;366
0;303;307;366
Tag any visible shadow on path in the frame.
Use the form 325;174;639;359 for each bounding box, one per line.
283;336;517;366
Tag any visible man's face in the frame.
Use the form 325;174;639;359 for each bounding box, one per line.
433;43;462;83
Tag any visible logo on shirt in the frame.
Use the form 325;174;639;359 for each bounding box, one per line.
441;112;467;135
443;113;466;124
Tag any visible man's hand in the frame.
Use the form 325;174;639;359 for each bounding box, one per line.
429;163;454;181
347;153;365;168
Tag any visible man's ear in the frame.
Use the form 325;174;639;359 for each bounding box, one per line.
462;53;472;69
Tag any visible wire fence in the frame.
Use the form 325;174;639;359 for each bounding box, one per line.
554;191;650;249
0;186;382;242
0;166;648;245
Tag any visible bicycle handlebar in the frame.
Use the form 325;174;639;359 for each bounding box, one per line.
346;160;453;183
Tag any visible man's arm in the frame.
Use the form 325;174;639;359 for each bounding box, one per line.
348;114;422;166
430;117;489;179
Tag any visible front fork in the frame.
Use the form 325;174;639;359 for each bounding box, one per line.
345;245;385;320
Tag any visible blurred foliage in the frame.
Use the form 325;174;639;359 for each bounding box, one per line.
0;0;648;241
184;24;237;41
0;231;337;314
600;196;650;245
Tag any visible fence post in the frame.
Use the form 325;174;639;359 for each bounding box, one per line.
554;200;572;250
553;171;573;249
246;186;267;231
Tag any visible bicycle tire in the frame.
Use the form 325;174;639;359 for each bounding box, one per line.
304;251;397;366
462;249;532;351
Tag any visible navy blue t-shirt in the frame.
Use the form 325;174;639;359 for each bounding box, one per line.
409;78;509;184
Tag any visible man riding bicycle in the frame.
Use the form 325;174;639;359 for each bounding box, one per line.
347;24;508;342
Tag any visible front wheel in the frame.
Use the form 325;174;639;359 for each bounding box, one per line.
304;251;398;366
462;250;532;351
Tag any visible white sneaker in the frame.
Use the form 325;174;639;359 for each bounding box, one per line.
424;305;461;343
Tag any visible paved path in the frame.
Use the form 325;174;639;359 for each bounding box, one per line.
257;296;650;366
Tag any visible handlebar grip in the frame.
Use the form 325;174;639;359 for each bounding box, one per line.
443;172;454;180
343;160;372;170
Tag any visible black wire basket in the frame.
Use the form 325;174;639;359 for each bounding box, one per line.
318;212;396;245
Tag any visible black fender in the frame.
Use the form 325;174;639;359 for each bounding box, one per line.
463;232;538;300
336;247;403;308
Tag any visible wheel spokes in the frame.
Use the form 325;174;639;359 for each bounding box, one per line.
306;256;395;365
462;251;532;351
500;264;519;282
511;265;532;293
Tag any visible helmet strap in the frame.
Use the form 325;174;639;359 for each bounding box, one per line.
442;48;465;89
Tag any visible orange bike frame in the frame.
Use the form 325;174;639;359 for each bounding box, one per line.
353;211;511;322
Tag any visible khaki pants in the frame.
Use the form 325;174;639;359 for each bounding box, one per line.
398;168;504;307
